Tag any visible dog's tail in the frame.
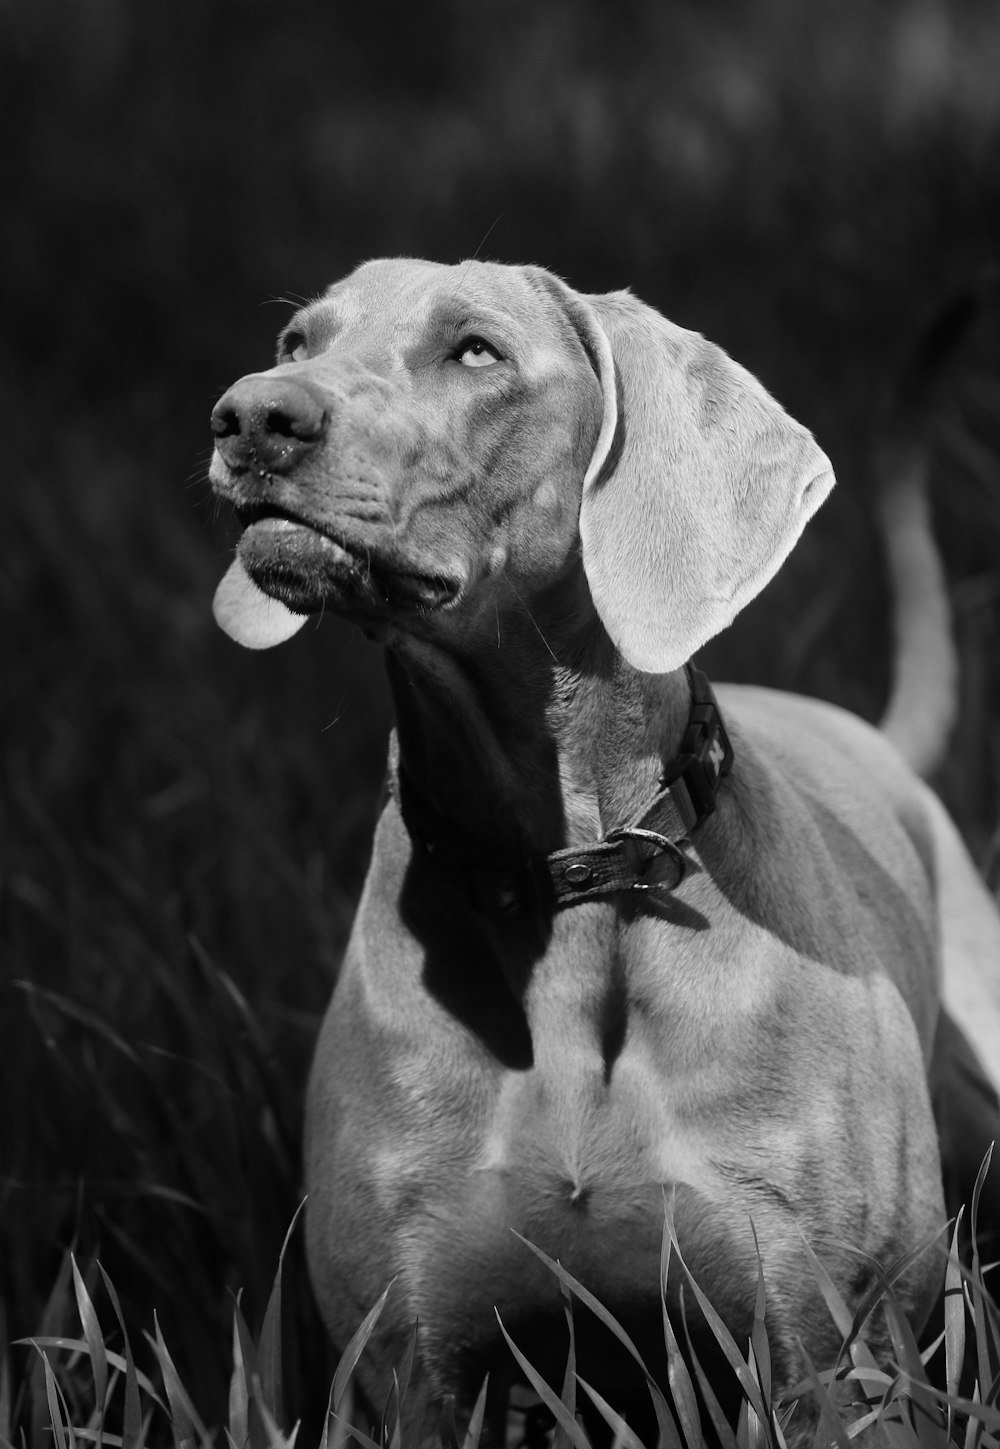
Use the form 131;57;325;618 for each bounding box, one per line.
876;289;980;777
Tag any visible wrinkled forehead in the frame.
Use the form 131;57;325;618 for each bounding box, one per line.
297;257;559;350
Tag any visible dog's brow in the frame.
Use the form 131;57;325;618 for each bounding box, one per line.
279;302;339;350
426;301;513;341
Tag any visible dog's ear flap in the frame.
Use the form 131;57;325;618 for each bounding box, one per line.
565;287;834;673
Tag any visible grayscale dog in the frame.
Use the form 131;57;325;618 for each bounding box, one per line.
208;258;1000;1445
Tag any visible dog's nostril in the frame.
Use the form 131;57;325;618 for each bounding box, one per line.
211;403;241;439
264;401;326;442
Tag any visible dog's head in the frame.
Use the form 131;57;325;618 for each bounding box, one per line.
209;258;833;670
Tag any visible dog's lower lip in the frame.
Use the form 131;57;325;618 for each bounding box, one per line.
241;515;342;552
235;515;461;611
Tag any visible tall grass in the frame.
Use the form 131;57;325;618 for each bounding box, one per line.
2;439;389;1425
6;1182;1000;1449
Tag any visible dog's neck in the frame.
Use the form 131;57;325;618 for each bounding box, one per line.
384;591;692;861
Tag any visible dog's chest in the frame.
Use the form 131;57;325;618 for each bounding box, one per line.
379;1051;762;1400
370;1000;758;1317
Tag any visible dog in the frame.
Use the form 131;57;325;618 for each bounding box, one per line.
208;258;1000;1444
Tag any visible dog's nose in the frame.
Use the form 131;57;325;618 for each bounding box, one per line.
211;374;328;474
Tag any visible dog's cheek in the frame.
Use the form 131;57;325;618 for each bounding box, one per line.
499;484;581;582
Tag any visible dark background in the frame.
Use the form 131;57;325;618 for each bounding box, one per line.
3;0;1000;1437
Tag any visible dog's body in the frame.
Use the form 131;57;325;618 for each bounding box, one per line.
208;259;1000;1443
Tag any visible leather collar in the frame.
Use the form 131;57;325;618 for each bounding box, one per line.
391;664;733;920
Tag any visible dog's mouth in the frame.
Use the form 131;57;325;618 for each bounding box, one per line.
234;507;462;615
213;507;464;650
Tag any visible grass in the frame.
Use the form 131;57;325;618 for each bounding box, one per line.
5;1177;1000;1449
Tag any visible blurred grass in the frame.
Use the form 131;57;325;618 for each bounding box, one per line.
2;430;391;1422
2;0;1000;1439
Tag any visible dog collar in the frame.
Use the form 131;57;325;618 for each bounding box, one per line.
392;664;733;920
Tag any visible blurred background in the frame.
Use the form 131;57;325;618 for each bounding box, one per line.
3;0;1000;1438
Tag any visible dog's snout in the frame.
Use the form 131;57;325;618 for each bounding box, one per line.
211;374;328;474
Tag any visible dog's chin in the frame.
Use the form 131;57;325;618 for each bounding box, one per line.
237;516;461;616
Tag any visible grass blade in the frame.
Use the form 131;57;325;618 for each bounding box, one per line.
328;1408;382;1449
30;1249;74;1449
961;1396;978;1449
393;1321;419;1417
892;1381;1000;1431
748;1229;771;1409
258;1202;305;1430
233;1297;279;1449
495;1313;590;1449
881;1292;928;1386
877;1408;923;1449
148;1312;209;1449
318;1382;336;1449
375;1321;418;1449
576;1376;647;1449
969;1273;994;1411
795;1341;852;1449
331;1280;396;1414
40;1350;72;1449
230;1309;250;1449
660;1219;704;1449
796;1235;853;1343
513;1233;683;1449
71;1258;109;1434
678;1287;737;1449
17;984;143;1069
461;1375;490;1449
385;1371;403;1449
557;1277;577;1449
255;1394;299;1449
661;1207;768;1429
96;1265;143;1449
735;1389;765;1449
15;1340;164;1407
968;1147;1000;1401
882;1302;951;1449
944;1212;967;1411
849;1230;950;1351
257;1275;284;1427
319;1379;352;1449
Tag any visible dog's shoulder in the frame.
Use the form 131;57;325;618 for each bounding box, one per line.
716;680;939;919
718;682;929;809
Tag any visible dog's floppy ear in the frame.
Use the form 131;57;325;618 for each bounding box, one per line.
567;287;834;673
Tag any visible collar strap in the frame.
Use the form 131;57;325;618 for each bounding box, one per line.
393;664;733;920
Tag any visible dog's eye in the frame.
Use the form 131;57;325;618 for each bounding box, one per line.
455;337;501;368
281;332;309;364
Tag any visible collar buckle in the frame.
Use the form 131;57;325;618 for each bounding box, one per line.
604;825;688;893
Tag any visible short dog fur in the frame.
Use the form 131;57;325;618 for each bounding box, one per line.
208;258;1000;1444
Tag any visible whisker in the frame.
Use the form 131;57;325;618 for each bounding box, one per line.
451;215;503;298
260;293;314;310
500;574;557;663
